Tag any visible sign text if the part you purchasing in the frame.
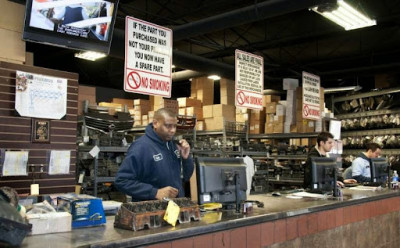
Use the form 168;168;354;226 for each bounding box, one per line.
235;50;263;110
302;71;321;120
124;16;172;97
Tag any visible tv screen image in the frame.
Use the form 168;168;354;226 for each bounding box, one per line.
196;157;247;206
23;0;119;53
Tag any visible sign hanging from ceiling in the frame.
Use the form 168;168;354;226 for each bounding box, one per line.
124;16;172;97
235;49;263;110
302;71;321;120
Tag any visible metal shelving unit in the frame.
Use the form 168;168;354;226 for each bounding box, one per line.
332;87;400;103
342;149;400;156
336;108;400;119
78;146;129;196
341;128;400;137
248;133;318;139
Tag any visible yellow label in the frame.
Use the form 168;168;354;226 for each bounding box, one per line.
163;200;180;227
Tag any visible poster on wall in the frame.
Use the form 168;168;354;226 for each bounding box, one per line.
302;71;321;120
124;16;173;97
235;49;263;110
15;71;67;119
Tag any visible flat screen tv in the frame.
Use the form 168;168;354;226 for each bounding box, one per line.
23;0;119;54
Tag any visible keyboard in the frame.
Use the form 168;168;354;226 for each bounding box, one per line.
344;183;358;187
362;182;383;187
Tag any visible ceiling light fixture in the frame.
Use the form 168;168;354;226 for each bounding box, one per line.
324;85;362;94
75;51;106;61
207;75;221;81
311;0;376;31
171;65;176;69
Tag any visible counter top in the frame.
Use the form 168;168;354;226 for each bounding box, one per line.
21;188;400;248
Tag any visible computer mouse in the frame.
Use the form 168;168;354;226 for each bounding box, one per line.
272;192;281;197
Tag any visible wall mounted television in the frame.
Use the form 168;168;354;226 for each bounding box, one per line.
23;0;119;54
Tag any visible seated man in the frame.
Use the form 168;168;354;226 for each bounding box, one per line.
304;132;356;189
351;142;382;182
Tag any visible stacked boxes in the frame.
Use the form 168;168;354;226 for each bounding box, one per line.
283;78;299;133
235;107;250;123
263;95;284;134
220;78;235;105
249;108;266;134
192;77;214;106
150;96;179;113
203;104;235;130
133;99;150;126
112;98;134;108
177;97;203;120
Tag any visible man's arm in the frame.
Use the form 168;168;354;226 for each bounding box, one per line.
182;156;194;181
115;152;158;200
351;159;371;182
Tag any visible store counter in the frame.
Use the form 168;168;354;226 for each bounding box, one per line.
21;188;400;248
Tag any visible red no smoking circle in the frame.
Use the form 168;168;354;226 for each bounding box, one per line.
303;104;310;116
127;71;141;89
236;91;246;105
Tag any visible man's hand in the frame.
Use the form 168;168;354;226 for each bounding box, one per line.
343;179;357;184
336;181;344;188
176;139;190;159
155;186;178;200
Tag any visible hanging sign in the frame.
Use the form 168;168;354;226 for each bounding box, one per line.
235;49;263;110
302;71;321;120
15;71;67;119
124;16;172;97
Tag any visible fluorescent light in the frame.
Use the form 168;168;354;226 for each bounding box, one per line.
171;65;176;69
207;75;221;80
312;0;376;31
75;51;106;61
324;85;362;93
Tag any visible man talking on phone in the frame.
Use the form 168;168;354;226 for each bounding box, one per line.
115;108;193;201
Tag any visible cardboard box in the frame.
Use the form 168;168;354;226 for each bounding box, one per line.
220;78;235;105
27;212;72;235
276;104;286;116
134;99;150;106
186;107;203;120
191;79;198;99
57;194;106;228
177;98;202;108
99;102;122;108
179;108;186;115
266;114;274;124
273;115;285;124
203;105;213;119
196;120;204;131
112;98;134;108
213;104;235;121
263;95;281;104
142;119;149;126
148;111;154;118
204;118;214;131
236;113;248;123
273;122;284;133
265;123;274;133
195;77;214;105
266;102;277;114
250;109;265;121
283;78;299;90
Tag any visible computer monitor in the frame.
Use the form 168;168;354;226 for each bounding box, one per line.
370;158;389;184
310;157;338;194
196;157;247;206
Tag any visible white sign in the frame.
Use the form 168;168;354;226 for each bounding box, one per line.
2;151;29;176
235;50;263;110
302;71;321;120
49;150;70;175
124;16;172;97
15;71;67;119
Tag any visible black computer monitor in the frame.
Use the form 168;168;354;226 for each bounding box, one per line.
310;157;338;194
370;158;389;184
196;157;247;206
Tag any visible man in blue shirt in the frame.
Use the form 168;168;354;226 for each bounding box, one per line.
351;142;382;182
115;108;193;201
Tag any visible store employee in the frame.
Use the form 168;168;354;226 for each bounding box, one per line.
351;142;382;182
304;132;357;189
115;108;194;201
